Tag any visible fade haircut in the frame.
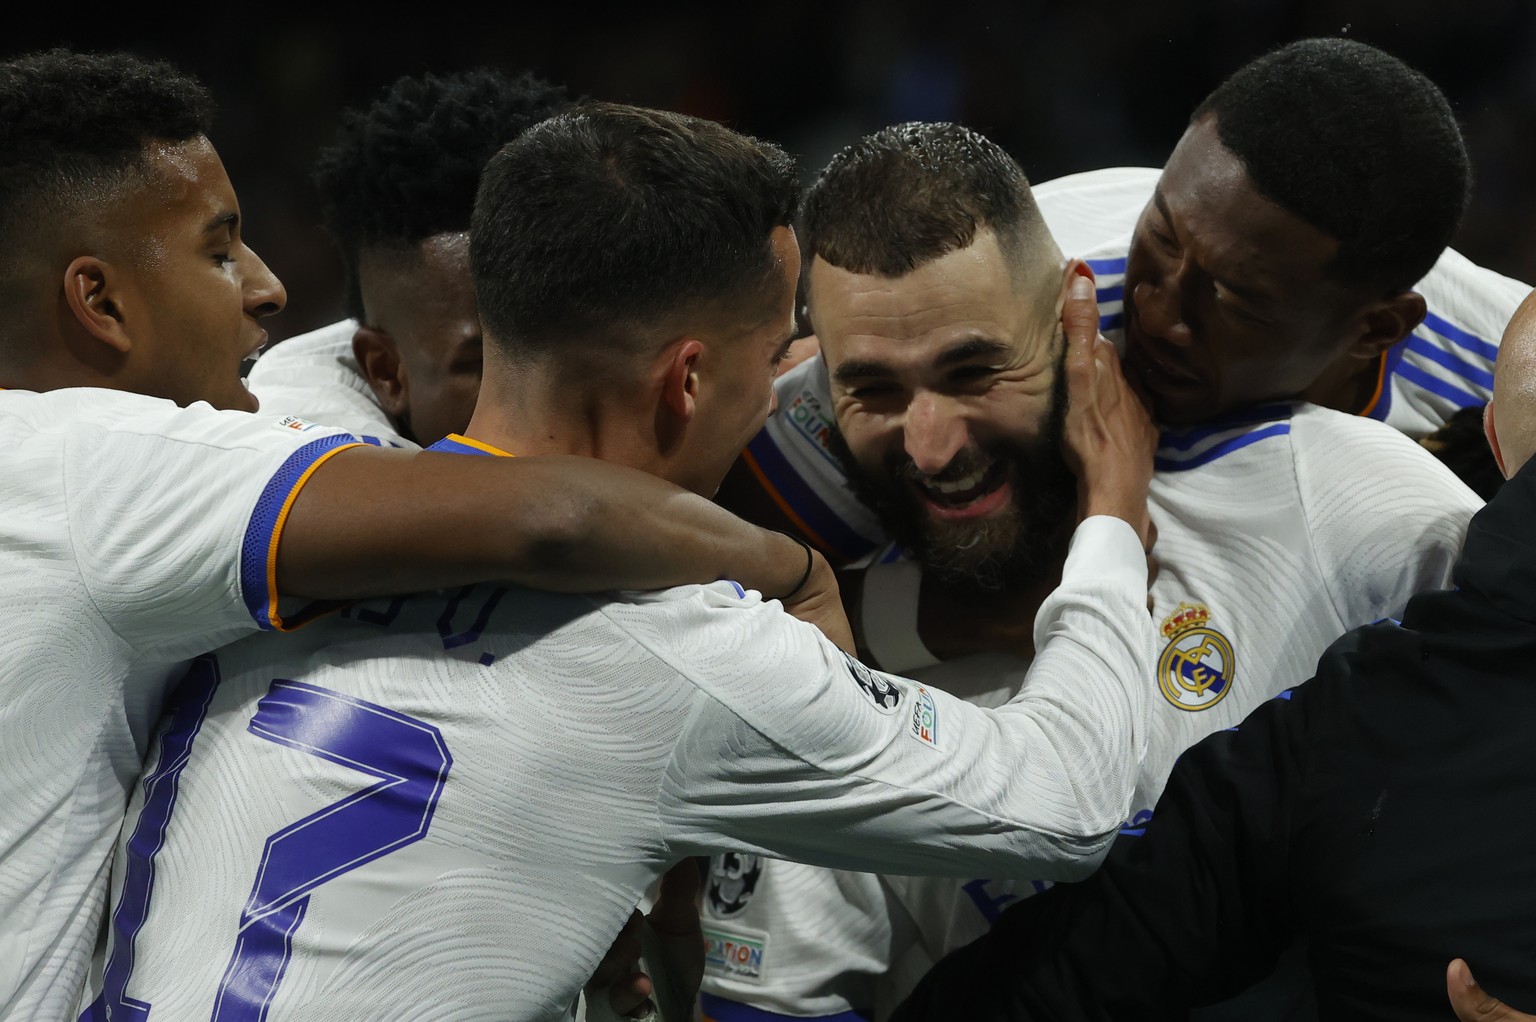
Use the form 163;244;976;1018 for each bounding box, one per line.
0;49;213;280
1194;38;1470;293
800;122;1052;279
471;103;799;361
313;68;574;322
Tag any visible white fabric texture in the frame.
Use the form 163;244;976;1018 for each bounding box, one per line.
84;517;1154;1020
700;403;1481;1020
0;387;357;1021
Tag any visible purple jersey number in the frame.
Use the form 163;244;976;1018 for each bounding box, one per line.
88;664;452;1021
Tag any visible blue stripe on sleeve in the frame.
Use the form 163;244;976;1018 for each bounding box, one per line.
701;994;870;1022
745;431;882;561
1154;423;1290;472
1422;311;1499;363
239;434;363;630
1405;334;1494;391
1085;257;1129;275
1394;361;1485;409
1100;312;1124;332
1096;284;1124;304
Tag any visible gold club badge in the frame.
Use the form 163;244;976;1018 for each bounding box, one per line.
1157;602;1235;712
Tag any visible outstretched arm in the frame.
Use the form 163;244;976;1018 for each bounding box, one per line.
278;451;851;649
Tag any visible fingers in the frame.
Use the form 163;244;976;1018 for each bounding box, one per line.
606;972;656;1018
1062;271;1100;349
1448;959;1534;1020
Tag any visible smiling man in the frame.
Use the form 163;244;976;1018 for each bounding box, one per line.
722;39;1525;569
698;116;1483;1022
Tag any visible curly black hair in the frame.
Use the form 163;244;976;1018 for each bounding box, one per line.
0;49;213;268
313;68;573;322
1195;38;1469;294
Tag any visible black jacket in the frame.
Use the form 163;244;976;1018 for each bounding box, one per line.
893;457;1536;1022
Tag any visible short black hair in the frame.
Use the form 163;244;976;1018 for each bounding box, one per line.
471;102;799;359
313;68;574;322
1194;38;1469;292
0;49;213;272
800;122;1046;277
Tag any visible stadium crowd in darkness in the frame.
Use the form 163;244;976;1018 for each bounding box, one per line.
5;1;1536;343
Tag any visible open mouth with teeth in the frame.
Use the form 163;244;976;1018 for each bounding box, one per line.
912;460;1014;521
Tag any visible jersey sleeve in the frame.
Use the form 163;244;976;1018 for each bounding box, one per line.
741;355;888;561
61;396;364;655
891;683;1317;1022
617;515;1155;880
1378;247;1529;437
1291;408;1481;626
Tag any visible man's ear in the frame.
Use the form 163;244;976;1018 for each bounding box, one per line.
352;326;410;419
1485;399;1510;478
657;338;703;449
1054;258;1095;315
63;256;132;354
1344;291;1427;361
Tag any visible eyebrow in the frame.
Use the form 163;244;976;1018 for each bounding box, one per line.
203;211;239;235
1151;190;1270;305
832;336;1010;384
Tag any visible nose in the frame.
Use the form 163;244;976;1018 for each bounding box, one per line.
243;244;288;319
903;390;969;476
1131;279;1194;348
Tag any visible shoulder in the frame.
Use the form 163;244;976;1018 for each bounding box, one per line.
1154;403;1297;475
1034;167;1156;257
249;319;360;381
0;387;341;453
1414;246;1530;346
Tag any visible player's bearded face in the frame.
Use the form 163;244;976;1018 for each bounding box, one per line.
830;367;1076;593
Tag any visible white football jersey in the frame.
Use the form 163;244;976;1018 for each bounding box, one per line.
82;516;1156;1021
248;319;414;446
754;169;1523;565
700;402;1481;1021
0;388;362;1021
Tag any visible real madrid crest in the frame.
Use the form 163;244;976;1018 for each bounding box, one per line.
1157;602;1235;712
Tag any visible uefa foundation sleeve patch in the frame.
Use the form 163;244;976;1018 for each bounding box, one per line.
703;923;770;983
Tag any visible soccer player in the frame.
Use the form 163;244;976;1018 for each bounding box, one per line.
81;101;1160;1021
886;286;1536;1022
248;68;574;444
0;50;838;1019
696;110;1485;1021
724;38;1526;566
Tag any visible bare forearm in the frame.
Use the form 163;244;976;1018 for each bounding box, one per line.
277;448;808;599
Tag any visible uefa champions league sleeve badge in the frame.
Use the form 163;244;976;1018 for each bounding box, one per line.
1156;602;1235;712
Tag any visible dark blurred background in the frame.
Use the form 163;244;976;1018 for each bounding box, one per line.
8;1;1535;342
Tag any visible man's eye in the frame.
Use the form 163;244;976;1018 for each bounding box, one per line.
212;253;234;267
950;366;996;383
849;383;898;400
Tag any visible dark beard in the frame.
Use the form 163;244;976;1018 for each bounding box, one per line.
828;369;1076;595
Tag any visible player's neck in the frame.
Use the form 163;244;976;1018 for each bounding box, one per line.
1302;348;1387;415
462;373;661;475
